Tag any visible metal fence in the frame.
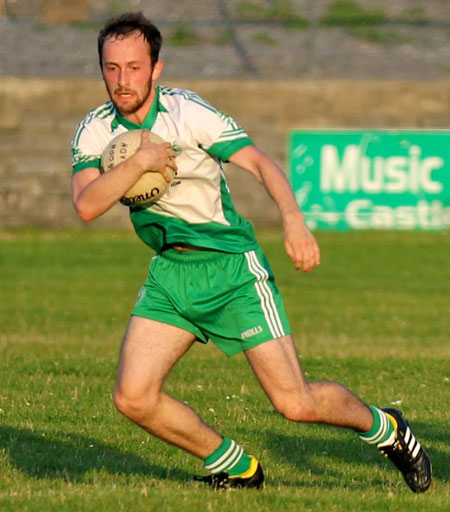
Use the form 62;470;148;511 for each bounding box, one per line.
1;0;450;80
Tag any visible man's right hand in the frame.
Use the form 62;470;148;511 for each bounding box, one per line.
133;130;178;182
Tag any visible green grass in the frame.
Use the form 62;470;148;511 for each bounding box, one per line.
321;0;387;27
215;28;234;46
0;229;449;511
166;24;202;47
397;8;428;25
251;31;277;45
234;0;308;28
346;26;413;45
320;0;411;46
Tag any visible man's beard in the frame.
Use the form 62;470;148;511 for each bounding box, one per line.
109;76;153;116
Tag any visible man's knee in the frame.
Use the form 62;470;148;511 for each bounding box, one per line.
273;394;317;423
113;386;158;423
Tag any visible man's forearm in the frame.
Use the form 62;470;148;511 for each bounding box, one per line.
72;156;148;221
256;157;306;228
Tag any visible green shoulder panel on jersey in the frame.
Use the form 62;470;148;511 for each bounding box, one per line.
157;86;252;161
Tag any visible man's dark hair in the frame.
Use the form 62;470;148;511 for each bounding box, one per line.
97;12;162;68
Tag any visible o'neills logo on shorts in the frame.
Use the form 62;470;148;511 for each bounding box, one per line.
241;325;263;340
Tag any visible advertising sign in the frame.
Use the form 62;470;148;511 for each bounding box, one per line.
289;130;450;230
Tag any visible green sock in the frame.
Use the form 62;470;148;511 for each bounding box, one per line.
359;406;395;445
204;438;251;476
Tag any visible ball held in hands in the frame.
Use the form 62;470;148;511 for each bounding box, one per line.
100;129;175;207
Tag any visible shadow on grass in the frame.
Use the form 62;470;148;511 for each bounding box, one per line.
263;419;449;489
2;420;447;489
0;425;189;483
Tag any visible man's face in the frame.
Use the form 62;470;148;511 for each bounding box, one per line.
102;32;161;119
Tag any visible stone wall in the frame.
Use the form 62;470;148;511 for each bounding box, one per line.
1;77;449;229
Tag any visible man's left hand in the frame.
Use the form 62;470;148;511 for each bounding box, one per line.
284;220;320;273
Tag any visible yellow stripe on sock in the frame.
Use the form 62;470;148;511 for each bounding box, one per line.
385;413;398;431
229;455;259;480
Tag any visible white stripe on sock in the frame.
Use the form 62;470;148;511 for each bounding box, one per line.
206;440;236;471
209;444;244;474
374;411;389;443
362;409;388;444
225;446;244;471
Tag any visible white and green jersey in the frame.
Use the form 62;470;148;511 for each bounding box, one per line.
72;86;258;253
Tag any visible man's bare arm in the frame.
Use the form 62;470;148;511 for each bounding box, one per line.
72;130;177;222
228;145;320;272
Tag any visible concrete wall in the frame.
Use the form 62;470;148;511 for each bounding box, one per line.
1;77;449;229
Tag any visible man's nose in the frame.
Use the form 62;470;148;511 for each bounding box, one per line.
118;68;129;86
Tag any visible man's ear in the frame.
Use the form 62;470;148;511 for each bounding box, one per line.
152;60;164;80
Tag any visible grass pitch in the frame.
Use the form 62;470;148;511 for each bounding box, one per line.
0;228;449;511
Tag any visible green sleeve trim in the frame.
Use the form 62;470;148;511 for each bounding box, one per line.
72;158;101;174
206;137;254;162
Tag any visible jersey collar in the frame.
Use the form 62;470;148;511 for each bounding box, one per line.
111;87;168;132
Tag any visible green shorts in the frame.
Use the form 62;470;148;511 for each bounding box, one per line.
132;246;291;357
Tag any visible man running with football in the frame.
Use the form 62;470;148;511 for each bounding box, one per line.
71;11;431;492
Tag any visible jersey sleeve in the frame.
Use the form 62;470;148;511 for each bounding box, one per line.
184;92;254;161
71;120;103;174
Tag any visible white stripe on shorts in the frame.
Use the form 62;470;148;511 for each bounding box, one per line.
244;250;284;339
